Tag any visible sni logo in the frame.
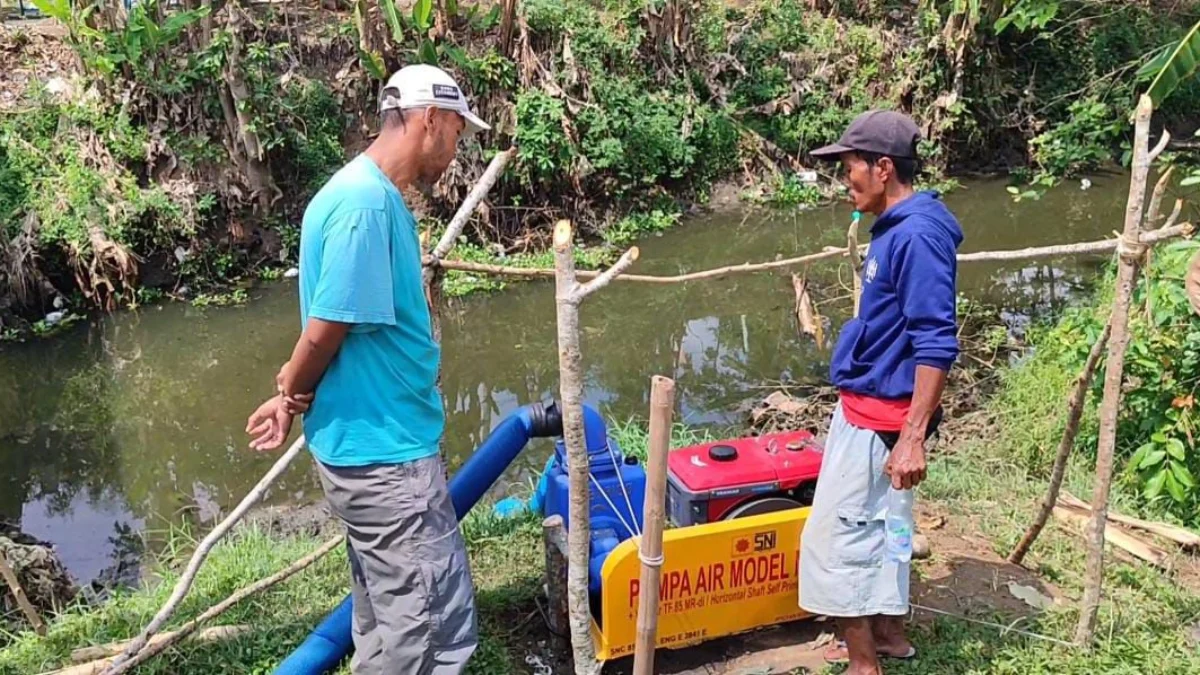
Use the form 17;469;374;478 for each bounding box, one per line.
732;530;778;556
754;531;777;552
864;257;879;284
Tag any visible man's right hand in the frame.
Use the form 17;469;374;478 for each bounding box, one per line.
246;395;295;451
275;362;315;415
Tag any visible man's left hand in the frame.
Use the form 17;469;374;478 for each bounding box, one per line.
884;434;927;490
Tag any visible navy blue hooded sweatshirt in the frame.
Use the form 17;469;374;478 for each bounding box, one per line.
830;191;963;399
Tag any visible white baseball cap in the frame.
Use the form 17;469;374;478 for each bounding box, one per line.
379;64;490;135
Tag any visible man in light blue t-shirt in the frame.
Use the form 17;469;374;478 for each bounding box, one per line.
245;64;489;675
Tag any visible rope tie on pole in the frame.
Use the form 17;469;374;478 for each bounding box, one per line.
1117;234;1148;264
637;550;664;568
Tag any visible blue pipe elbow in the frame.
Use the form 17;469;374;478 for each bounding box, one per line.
274;596;354;675
274;401;562;675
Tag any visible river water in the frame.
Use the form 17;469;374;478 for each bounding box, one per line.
0;176;1130;583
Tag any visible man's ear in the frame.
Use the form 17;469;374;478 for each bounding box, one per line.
876;156;894;184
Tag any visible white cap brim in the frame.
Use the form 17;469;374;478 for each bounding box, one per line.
461;109;490;136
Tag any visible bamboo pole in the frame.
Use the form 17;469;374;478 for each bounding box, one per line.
632;375;676;675
1008;321;1111;565
426;223;1193;285
101;434;308;674
95;534;342;675
0;548;46;636
553;220;639;675
1075;95;1157;647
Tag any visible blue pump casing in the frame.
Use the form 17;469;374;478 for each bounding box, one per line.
540;405;647;597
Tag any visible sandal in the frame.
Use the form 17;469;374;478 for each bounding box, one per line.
822;640;917;664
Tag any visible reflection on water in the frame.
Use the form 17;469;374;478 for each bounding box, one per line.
0;175;1129;582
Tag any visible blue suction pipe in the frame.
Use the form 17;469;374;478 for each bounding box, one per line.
273;401;564;675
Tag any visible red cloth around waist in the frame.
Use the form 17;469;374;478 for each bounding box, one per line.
839;389;911;432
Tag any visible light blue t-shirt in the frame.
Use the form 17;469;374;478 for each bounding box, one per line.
297;154;443;467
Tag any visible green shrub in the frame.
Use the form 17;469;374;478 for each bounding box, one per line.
1028;98;1123;179
603;209;680;246
1000;241;1200;525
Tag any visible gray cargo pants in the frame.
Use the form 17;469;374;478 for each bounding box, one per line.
316;455;478;675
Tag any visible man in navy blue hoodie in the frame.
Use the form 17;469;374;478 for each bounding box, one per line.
799;111;963;675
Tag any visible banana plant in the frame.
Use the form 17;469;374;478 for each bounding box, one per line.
374;0;501;70
1140;20;1200;109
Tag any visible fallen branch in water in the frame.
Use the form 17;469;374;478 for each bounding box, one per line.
791;273;823;347
100;434;308;674
426;224;1194;284
80;532;341;675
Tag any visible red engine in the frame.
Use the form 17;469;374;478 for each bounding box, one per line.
666;431;824;526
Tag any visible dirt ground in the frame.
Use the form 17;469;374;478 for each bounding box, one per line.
591;502;1061;675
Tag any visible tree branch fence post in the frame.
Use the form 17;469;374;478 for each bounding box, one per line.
553;220;639;675
1074;94;1161;646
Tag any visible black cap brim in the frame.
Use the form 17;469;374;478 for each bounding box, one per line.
809;143;853;159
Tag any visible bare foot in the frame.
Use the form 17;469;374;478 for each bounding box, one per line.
823;640;914;662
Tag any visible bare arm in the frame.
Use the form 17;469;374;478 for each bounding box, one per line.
900;365;947;445
278;318;351;399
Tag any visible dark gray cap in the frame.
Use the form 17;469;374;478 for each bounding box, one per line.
810;110;921;160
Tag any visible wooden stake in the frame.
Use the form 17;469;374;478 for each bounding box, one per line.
0;547;46;636
1075;95;1156;647
553;220;638;675
1008;321;1111;565
542;515;570;652
101;434;308;673
633;376;676;675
